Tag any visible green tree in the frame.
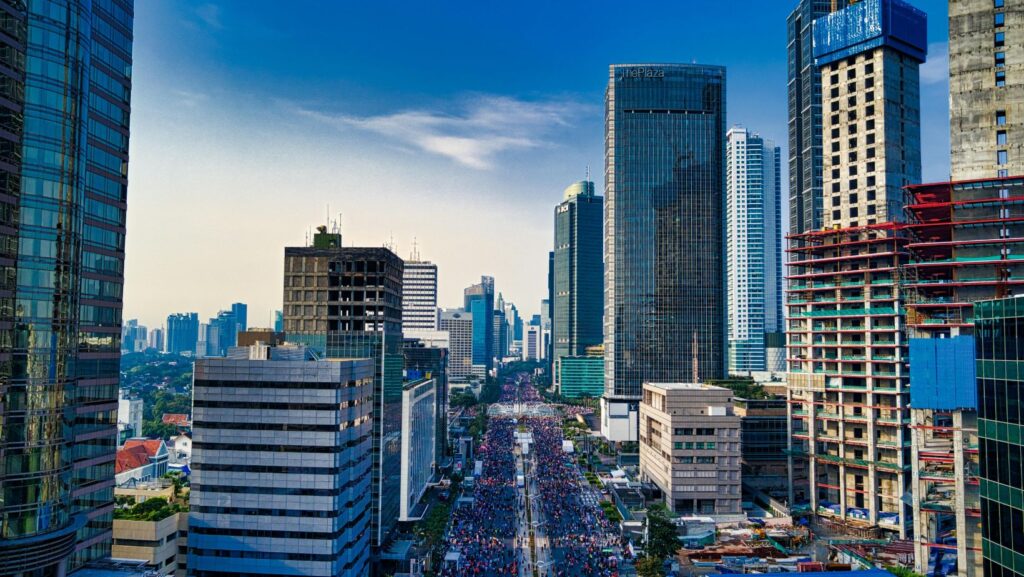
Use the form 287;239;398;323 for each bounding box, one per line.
645;504;681;560
635;555;666;577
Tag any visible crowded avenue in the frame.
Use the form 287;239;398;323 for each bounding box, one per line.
440;376;625;577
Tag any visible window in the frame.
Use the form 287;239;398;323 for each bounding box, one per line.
865;63;874;74
996;32;1005;47
831;128;840;138
866;105;875;116
847;68;856;79
849;165;858;175
866;133;876;145
996;70;1006;87
999;169;1009;177
832;196;841;207
998;130;1008;146
832;141;840;152
850;207;859;218
997;110;1007;125
867;161;876;172
867;176;877;187
849;179;858;189
831;101;840;112
998;150;1008;165
849;138;858;148
996;52;1006;67
833;210;841;221
831;87;839;98
996;12;1005;26
867;189;876;201
865;78;874;89
867;205;876;215
866;119;875;130
832;168;840;179
848;110;857;121
849;193;858;204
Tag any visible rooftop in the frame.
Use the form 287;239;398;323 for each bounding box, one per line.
645;382;729;392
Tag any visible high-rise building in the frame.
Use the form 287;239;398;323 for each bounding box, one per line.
638;383;742;517
283;228;405;549
273;309;284;332
524;324;542;361
492;306;508;360
439;309;474;382
167;313;200;356
547;250;555;367
602;63;727;442
553;180;604;392
189;345;374;577
399;376;437;521
402;257;439;331
787;0;833;235
726;127;783;374
0;1;135;573
403;336;449;467
207;310;238;357
974;296;1024;577
231;302;248;333
148;327;165;352
464;276;494;372
785;0;926;537
950;0;1023;180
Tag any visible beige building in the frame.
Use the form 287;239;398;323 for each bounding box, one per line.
112;483;188;577
950;0;1024;180
638;383;741;518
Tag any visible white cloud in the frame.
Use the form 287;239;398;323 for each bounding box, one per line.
196;4;222;29
296;96;588;169
921;42;948;85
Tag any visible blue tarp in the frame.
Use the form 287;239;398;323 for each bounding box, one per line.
812;0;927;66
909;336;977;410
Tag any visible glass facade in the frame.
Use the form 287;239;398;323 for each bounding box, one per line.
0;0;133;574
553;180;603;389
464;276;493;372
975;297;1024;577
282;240;405;549
726;128;783;373
166;312;199;355
604;63;727;403
559;356;604;400
787;0;831;235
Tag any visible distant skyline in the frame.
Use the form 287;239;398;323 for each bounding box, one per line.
125;0;950;329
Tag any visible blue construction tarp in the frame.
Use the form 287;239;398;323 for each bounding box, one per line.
812;0;927;66
909;336;977;410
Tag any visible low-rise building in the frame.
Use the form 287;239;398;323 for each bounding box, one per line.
112;481;188;577
559;346;604;400
116;439;169;487
639;383;742;519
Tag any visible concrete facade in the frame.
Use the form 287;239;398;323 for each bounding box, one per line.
113;513;188;577
439;309;474;381
402;260;439;331
950;0;1024;180
638;383;742;518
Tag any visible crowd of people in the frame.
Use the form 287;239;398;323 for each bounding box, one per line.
529;404;621;577
440;377;621;577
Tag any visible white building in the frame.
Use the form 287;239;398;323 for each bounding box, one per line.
403;259;439;331
400;377;437;521
726;126;782;374
117;391;143;445
439;308;473;381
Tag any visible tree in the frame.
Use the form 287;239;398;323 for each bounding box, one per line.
645;504;681;560
635;555;666;577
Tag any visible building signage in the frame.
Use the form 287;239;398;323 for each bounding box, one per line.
620;67;665;79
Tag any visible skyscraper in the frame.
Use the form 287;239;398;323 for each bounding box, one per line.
402;256;439;331
439;308;474;381
553;180;604;392
464;276;494;373
0;1;134;573
785;0;926;537
231;302;248;333
208;309;239;357
787;0;833;235
601;63;727;442
726;127;783;374
167;312;200;356
189;345;375;577
950;0;1023;180
283;227;405;549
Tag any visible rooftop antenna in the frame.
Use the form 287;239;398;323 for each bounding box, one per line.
586;164;591;182
385;231;395;252
410;237;420;261
692;330;699;384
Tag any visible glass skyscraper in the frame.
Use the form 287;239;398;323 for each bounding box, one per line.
167;312;199;356
787;0;832;235
0;1;134;574
553;180;603;391
464;276;494;372
975;297;1024;577
601;64;726;442
726;127;782;373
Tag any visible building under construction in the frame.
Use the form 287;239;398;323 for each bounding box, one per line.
901;175;1024;577
785;223;912;537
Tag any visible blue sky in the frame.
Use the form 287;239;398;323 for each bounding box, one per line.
125;0;951;329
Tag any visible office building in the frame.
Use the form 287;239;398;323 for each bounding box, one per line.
273;309;283;332
231;302;247;333
207;310;239;357
167;313;200;356
403;336;449;467
493;306;508;360
0;1;135;573
403;257;439;331
638;383;742;518
283;227;405;549
950;0;1024;180
975;297;1024;577
148;327;164;352
553;180;604;392
464;276;494;372
785;0;926;537
524;324;542;361
399;376;438;521
559;347;605;400
439;309;474;381
726;127;783;374
734;397;790;495
602;63;727;442
788;0;833;234
189;345;374;577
